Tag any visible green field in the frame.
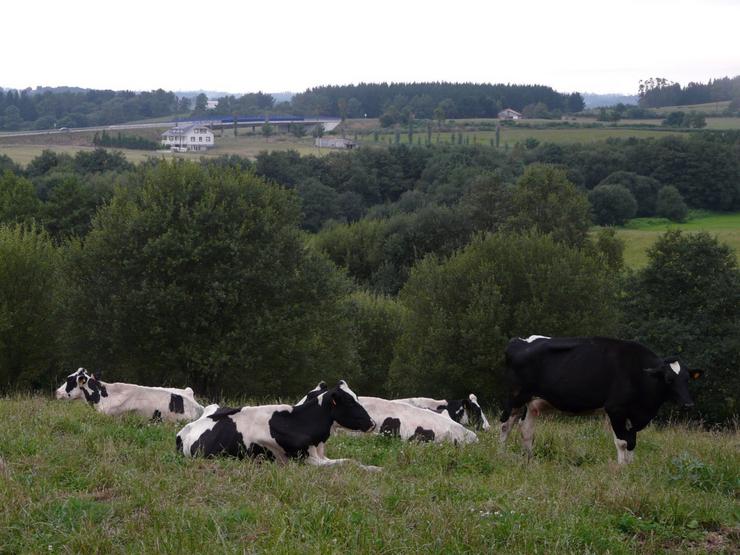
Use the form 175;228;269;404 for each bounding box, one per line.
0;396;737;553
613;212;740;268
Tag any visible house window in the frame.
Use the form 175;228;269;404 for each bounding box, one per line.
191;137;195;142
206;136;211;142
199;137;203;142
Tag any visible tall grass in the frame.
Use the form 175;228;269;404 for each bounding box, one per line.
0;396;737;553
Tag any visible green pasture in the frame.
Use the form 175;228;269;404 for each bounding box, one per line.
611;212;740;268
0;396;737;553
651;101;731;115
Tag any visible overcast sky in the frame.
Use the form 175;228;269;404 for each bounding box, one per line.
2;0;738;96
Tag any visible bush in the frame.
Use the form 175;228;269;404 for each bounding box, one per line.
388;233;621;402
597;171;661;217
622;231;740;424
507;164;592;247
589;184;637;226
0;224;61;389
655;185;688;222
61;161;356;398
0;171;40;225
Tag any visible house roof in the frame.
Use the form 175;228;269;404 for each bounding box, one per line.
499;108;522;116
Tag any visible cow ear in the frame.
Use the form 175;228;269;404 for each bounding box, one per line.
93;370;102;381
77;374;87;386
690;369;703;380
469;393;478;403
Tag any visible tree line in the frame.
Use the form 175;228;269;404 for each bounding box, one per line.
0;87;187;131
0;146;737;423
638;75;740;108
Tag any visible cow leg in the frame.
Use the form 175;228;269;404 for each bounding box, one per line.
499;389;532;445
306;447;382;472
499;406;522;445
520;404;536;458
607;413;637;464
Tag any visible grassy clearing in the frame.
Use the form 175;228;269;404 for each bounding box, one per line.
612;212;740;268
0;396;737;553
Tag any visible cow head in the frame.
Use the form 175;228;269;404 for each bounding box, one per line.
322;381;374;432
645;358;702;409
55;368;107;404
296;381;328;406
463;394;491;431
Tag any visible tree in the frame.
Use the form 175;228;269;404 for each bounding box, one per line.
655;185;688;222
588;184;637;226
622;231;740;423
388;232;620;400
194;93;208;112
0;171;41;225
0;224;61;389
261;121;273;142
597;171;661;217
61;161;356;398
506;164;592;247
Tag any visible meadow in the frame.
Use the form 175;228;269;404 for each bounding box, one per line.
613;212;740;268
0;396;737;554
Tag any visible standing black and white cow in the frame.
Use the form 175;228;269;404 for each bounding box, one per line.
392;394;491;430
500;336;702;463
55;368;204;422
298;383;478;445
176;381;380;470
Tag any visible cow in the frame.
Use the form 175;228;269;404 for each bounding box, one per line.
500;335;702;464
55;368;204;422
297;383;478;446
176;381;380;470
392;394;491;430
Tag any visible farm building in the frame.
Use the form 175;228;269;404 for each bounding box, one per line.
161;123;215;152
315;137;358;149
498;108;523;120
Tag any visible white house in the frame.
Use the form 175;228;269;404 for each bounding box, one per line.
498;108;523;120
161;124;215;152
206;100;218;110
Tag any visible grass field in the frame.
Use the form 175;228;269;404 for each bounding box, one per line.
613;212;740;268
0;396;737;553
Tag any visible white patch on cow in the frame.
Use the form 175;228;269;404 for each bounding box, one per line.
520;335;551;343
360;396;477;444
670;361;681;375
338;380;359;402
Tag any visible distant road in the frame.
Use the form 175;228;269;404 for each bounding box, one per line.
0;118;340;139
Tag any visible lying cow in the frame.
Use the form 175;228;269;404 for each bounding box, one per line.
298;383;478;445
500;335;702;464
392;394;491;430
55;368;204;422
176;381;380;470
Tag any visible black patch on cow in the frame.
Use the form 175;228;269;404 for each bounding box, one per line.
245;443;275;461
169;394;185;414
152;410;162;422
208;407;241;420
410;427;435;442
379;417;401;437
444;400;465;423
82;379;105;405
176;435;183;454
191;415;248;458
65;375;77;393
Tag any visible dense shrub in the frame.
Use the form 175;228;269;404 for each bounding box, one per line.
589;184;637;226
507;164;592;246
655;185;689;222
0;225;60;389
388;233;621;403
622;231;740;424
61;161;356;398
597;171;661;217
